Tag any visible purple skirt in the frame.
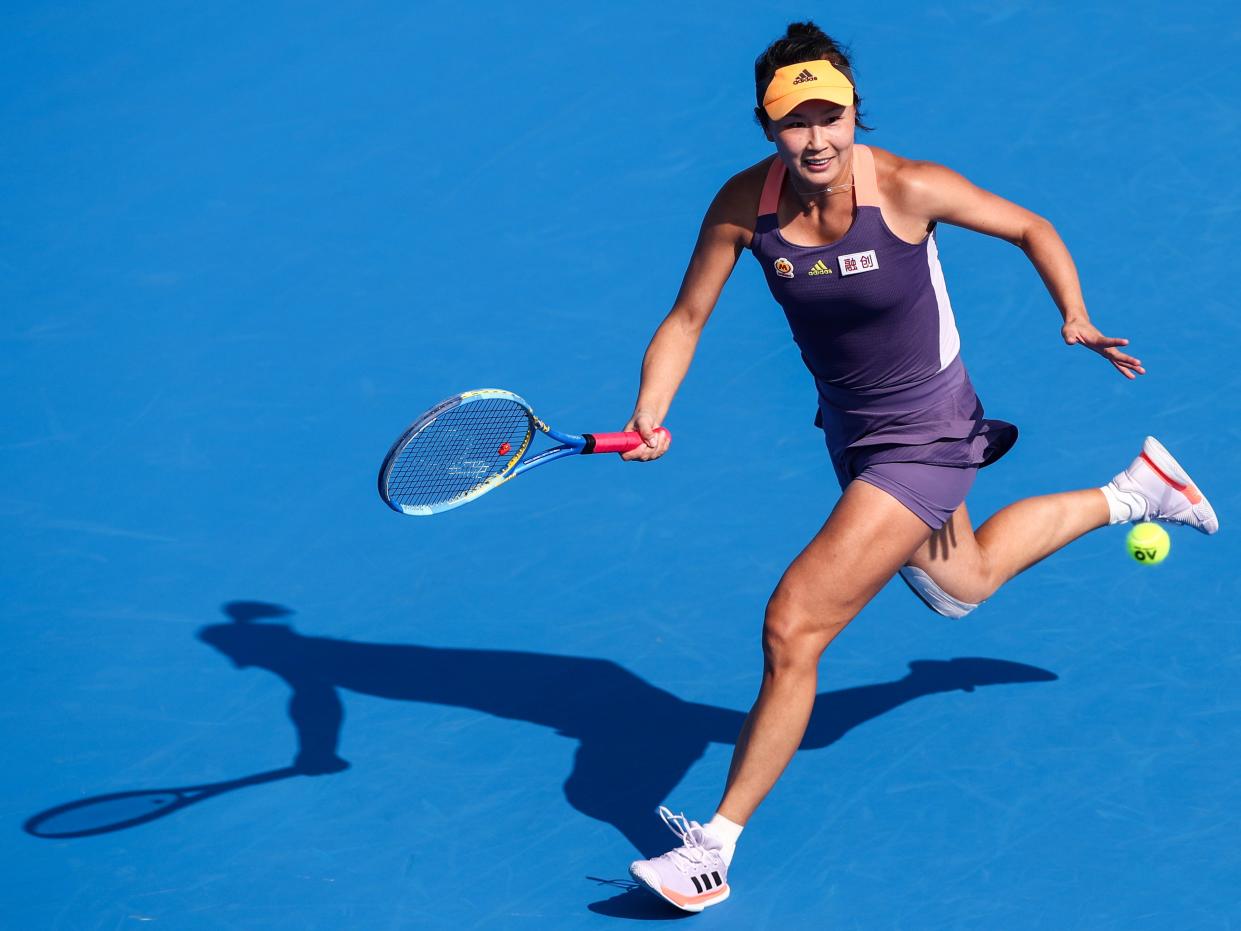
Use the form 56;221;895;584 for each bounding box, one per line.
814;355;1017;525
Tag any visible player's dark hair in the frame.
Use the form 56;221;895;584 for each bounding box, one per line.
753;22;873;132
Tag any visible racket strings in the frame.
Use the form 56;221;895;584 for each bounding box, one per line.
385;399;533;509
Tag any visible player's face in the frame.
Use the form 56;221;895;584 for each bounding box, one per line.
770;100;855;189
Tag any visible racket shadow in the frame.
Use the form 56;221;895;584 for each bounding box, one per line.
24;767;298;839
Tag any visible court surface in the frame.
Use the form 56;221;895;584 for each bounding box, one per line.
5;2;1241;928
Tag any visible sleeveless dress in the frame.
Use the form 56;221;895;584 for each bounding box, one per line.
748;144;1017;529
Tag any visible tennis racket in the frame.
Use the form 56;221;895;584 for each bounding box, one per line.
378;389;669;516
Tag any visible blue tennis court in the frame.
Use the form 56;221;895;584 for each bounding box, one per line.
5;2;1240;927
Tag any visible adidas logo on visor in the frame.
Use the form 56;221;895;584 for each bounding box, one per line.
792;69;817;85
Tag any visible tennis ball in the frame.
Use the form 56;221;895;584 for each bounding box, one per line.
1127;521;1170;565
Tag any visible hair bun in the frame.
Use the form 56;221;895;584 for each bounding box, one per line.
786;21;828;40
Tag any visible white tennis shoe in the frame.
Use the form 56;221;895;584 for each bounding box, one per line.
629;807;730;913
1107;436;1218;534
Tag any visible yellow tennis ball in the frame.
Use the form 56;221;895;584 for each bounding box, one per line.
1127;522;1170;565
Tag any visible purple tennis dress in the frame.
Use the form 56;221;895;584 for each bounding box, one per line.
749;144;1017;529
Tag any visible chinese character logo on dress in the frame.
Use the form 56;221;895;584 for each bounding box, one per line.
838;250;879;276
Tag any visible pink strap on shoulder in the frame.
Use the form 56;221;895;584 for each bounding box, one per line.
852;144;880;207
758;157;786;216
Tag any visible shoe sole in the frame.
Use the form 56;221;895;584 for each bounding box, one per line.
629;863;730;913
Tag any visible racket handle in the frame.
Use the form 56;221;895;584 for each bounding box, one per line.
583;427;670;454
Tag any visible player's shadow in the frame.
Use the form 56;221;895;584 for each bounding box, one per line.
25;600;1058;857
200;601;1056;855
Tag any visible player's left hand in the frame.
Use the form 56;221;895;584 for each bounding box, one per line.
1062;319;1146;379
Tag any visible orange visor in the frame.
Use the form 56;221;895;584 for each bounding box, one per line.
762;59;855;121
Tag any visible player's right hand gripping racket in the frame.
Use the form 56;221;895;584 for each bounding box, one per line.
377;389;670;516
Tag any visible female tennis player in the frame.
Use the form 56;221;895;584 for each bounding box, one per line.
621;22;1219;913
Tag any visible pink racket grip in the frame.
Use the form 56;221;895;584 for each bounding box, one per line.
583;427;671;454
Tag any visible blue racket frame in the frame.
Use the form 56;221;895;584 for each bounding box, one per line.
378;389;592;516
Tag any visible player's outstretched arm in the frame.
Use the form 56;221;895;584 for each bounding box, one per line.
622;171;757;461
895;159;1145;380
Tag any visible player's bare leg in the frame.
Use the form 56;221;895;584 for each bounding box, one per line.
714;480;933;825
903;491;1108;607
905;437;1219;608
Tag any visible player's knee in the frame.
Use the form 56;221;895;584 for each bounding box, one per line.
762;587;855;670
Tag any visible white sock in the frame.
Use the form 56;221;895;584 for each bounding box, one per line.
704;813;743;867
1100;482;1147;525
